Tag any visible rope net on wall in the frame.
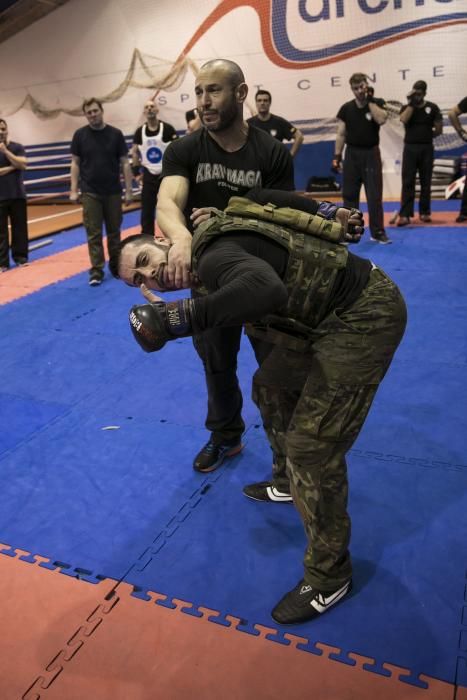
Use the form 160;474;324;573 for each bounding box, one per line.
1;50;199;119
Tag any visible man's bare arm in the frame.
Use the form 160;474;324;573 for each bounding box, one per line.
335;119;346;157
69;155;80;201
131;143;141;169
290;127;304;158
368;101;387;125
448;105;467;141
400;105;414;126
120;156;133;203
0;144;27;170
156;175;192;288
433;118;443;138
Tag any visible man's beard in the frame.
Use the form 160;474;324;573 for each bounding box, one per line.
201;101;237;132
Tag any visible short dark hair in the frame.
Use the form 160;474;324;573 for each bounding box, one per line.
349;73;368;86
109;234;153;279
412;80;427;93
255;89;272;102
82;97;103;113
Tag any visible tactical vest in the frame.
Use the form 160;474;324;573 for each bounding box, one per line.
192;197;348;351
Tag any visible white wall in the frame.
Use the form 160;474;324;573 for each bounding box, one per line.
0;0;466;161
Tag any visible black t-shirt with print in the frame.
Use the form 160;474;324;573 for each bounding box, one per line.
246;114;296;142
336;98;386;148
400;101;442;144
161;125;295;231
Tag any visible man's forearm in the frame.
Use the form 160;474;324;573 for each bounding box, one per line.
4;149;27;170
156;200;192;245
290;130;304;158
400;106;414;125
0;166;15;176
369;103;387;125
122;160;133;197
335;133;345;156
448;110;466;138
70;161;80;194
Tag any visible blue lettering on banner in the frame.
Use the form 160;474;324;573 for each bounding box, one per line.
146;147;163;164
270;0;463;63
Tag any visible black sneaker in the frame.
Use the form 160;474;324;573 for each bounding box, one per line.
243;481;293;503
193;439;243;473
371;231;392;244
272;578;352;625
89;273;103;286
456;215;467;223
14;257;29;266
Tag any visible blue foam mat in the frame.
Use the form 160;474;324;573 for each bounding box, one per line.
0;221;466;687
0;409;215;578
0;393;66;456
354;360;467;467
118;430;467;683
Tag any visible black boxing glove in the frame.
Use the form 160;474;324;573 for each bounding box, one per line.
331;153;342;173
129;299;194;352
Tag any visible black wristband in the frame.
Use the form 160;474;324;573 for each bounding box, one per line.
131;165;141;177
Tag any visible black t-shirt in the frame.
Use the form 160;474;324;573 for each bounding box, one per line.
457;96;467;114
71;124;128;195
192;190;371;332
246;114;296;142
132;122;177;145
336;99;386;148
0;142;26;201
400;101;442;144
162;126;295;230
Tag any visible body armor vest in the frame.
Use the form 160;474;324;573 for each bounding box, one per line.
192;199;348;351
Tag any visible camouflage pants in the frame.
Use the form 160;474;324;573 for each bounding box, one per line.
251;266;407;590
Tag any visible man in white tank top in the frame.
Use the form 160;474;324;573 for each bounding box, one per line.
132;100;178;236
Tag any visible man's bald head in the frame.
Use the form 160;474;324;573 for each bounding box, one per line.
199;59;245;87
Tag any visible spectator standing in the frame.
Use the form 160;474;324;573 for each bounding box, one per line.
155;59;295;476
448;96;467;223
131;100;178;236
247;90;304;158
70;98;133;286
333;73;391;244
0;119;28;272
397;80;443;226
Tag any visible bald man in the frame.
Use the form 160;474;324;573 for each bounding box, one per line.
156;59;295;475
131;100;178;236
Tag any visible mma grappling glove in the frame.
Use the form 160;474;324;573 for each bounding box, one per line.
129;299;195;352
